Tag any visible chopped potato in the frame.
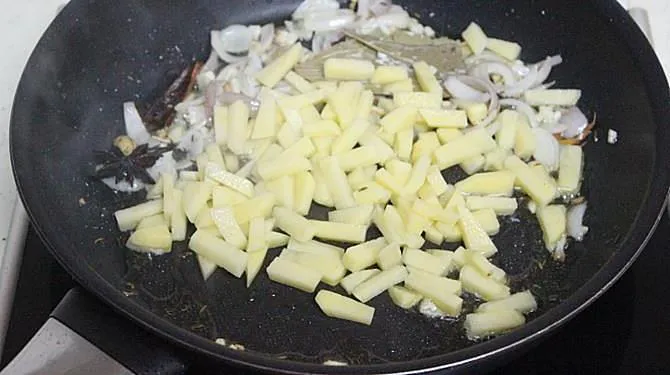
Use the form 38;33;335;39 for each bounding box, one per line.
328;205;374;226
315;290;375;325
536;204;567;251
413;61;443;96
189;230;248;278
343;238;387;272
460;265;510;301
487;38;522;61
256;43;303;87
310;220;368;243
380;106;418;134
462;22;488;54
464;310;525;339
405;271;463;317
115;200;163;232
324;58;375;81
388;285;422;309
340;269;381;295
558;145;583;194
274;206;315;242
353;265;408;303
211;207;248;249
524;89;582;106
465;196;518;216
280;250;346;286
455;171;515;196
266;256;321;293
127;225;172;253
434;129;496;169
371;65;408;85
377;242;403;270
477;290;537;314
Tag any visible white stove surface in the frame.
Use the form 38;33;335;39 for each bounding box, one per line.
0;0;667;264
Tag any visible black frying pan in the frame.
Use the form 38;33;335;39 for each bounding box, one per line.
8;0;670;373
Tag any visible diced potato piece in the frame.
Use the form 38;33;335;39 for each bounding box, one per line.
213;106;228;145
310;220;368;244
461;248;506;283
497;110;520;151
274;206;315;242
359;130;395;163
464;310;525;339
348;166;377;191
343;237;387;271
558;145;583;193
465;195;517;216
388;285;422;309
371;65;408;85
331;118;369;155
371;206;403;244
356;90;374;121
324;58;375;81
300;105;321;124
405;271;463;317
315;290;375;326
377;242;402;270
487;38;521;61
436;128;463;144
320;157;355;209
353;265;408;303
340;269;381;295
434;129;496;169
321;103;337;121
284;71;315;93
246;248;268;287
282;136;316;158
115;200;163;232
227;100;250;154
537;204;567;250
303;119;341;137
162;173;176;224
206;144;226;169
458;205;498;257
329;205;374;226
421;166;448;197
460;155;486;175
412;132;441;163
394;128;414;162
394;92;441;109
137;214;166;230
198;255;217;280
514;120;536;160
336;146;380;172
504;155;557;206
211;207;248;249
424;225;444;245
233;193;275;224
266;256;321;293
251;92;278;139
189;230;248;278
383;79;414;94
403;248;448;276
435;222;462;242
280;250;346;286
465;103;488;125
206;163;254;198
484;148;508;171
413;61;443;95
184;182;214;223
311;159;335;207
257;155;311;181
427;249;455;274
400;156;430;196
195;154;209;181
386;159;412;183
329;81;363;126
462;22;488;54
292;172;315;216
127;225;172;253
265;176;294;210
380;106;418;134
477;290;537;314
276;123;301;148
246;217;267;253
460;265;510;301
354;182;392;205
267;232;289;248
146;176;163;200
287;240;343;262
179;171;200;182
256;43;303;87
194;207;215;229
456;171;515;196
472;209;501;236
523;89;582;106
419;109;467;128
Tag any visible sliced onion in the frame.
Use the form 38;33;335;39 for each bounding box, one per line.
567;202;589;241
218;92;260;113
201;51;221;75
369;0;392;16
219;25;253;54
465;51;508;66
503;65;539;97
469;61;518;90
444;76;490;103
455;75;500;127
101;178;146;193
258;24;275;52
560;106;589;138
303;9;355;32
211;31;247;63
123;102;151;145
499;98;539;128
292;0;340;20
532;127;560;171
530;55;563;88
216;60;244;82
312;31;344;53
485;121;502;137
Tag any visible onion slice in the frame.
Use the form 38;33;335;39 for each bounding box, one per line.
532;127;560;171
567;202;588;241
444;76;490;103
499;98;539;128
560;106;589;138
211;31;248;64
123;102;151;145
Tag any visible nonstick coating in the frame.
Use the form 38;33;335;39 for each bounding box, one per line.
10;0;670;373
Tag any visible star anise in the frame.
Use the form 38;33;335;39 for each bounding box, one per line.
94;143;174;185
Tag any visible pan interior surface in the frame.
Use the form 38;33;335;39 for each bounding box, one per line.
10;0;669;373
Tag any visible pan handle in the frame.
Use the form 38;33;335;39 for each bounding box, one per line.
0;288;189;375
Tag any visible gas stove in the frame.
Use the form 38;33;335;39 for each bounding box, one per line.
1;1;669;374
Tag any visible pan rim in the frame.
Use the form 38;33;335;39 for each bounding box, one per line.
10;0;670;373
